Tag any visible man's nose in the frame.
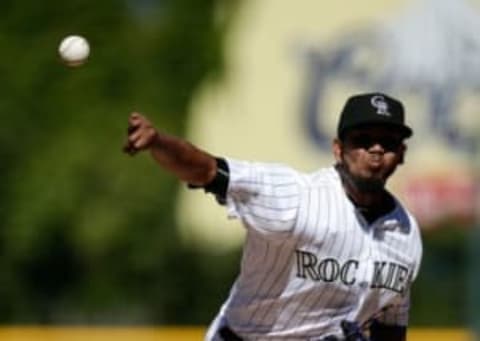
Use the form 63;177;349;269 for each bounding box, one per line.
368;143;385;153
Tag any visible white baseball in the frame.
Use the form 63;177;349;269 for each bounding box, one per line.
58;35;90;67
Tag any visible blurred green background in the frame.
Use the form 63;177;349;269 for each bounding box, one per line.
0;0;477;333
0;0;240;324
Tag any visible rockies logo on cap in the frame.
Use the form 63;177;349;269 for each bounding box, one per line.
370;95;391;116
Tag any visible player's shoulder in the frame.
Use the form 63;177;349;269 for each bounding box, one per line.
225;157;308;186
390;195;423;241
224;158;342;191
392;196;419;226
304;165;341;188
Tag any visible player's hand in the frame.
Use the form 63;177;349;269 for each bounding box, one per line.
123;112;159;156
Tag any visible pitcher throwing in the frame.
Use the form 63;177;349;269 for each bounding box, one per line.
124;92;423;341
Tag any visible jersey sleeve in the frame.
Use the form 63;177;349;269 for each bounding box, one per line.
224;158;303;239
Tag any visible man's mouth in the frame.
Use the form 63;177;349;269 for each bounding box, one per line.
366;156;383;170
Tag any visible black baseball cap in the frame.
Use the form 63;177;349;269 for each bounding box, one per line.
337;92;413;140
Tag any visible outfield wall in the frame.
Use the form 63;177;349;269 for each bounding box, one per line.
0;327;473;341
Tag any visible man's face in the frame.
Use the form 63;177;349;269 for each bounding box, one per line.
333;126;406;191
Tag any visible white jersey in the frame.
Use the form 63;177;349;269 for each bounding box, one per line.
206;159;423;341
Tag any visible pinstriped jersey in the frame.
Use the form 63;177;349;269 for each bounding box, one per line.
206;159;422;340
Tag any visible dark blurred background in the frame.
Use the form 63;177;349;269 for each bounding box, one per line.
0;0;477;335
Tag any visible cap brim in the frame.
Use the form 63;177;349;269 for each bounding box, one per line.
340;122;413;139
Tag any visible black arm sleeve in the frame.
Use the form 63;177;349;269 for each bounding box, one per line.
188;157;229;204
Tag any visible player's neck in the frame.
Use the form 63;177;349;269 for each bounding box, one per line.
345;184;385;208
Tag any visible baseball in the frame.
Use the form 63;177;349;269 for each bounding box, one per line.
58;35;90;67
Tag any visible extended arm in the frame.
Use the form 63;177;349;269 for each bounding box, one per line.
123;112;217;186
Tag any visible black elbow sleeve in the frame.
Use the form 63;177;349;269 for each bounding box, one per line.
188;157;229;204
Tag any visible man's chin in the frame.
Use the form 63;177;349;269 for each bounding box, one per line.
335;163;386;193
351;176;385;193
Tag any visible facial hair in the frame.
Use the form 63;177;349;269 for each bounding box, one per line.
335;162;385;193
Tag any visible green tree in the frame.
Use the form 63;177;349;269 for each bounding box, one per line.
0;0;240;324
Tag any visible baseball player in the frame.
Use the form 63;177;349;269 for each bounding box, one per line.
124;92;422;341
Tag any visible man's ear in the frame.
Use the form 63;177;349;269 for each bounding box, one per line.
333;138;343;163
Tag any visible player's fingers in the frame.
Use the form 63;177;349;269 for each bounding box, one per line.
128;117;142;130
129;112;142;123
127;119;148;139
129;112;149;126
132;133;148;149
125;113;147;155
127;124;138;134
127;114;142;131
127;131;149;150
125;113;157;151
133;132;156;149
130;112;142;119
122;141;138;156
130;125;157;144
127;123;140;140
128;114;154;135
128;126;146;143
